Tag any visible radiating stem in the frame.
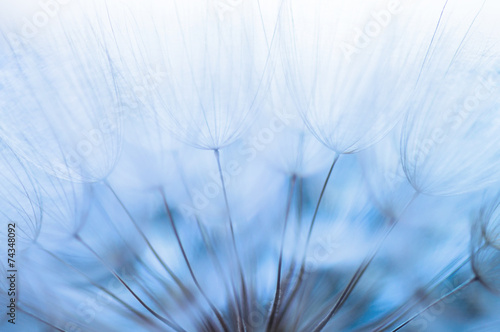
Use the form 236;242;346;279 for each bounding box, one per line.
274;177;303;308
375;242;487;332
303;154;339;252
213;148;248;331
173;151;242;330
173;150;234;300
74;234;185;332
18;306;65;332
311;220;398;332
372;252;471;332
160;189;230;332
276;154;338;324
290;282;308;332
391;276;477;332
91;196;182;302
266;174;297;331
40;246;157;327
311;192;420;331
103;180;192;299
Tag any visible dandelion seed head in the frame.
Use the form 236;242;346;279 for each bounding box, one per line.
0;23;123;183
113;0;274;150
401;63;500;196
279;0;421;154
359;128;416;218
0;144;42;251
1;0;500;331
